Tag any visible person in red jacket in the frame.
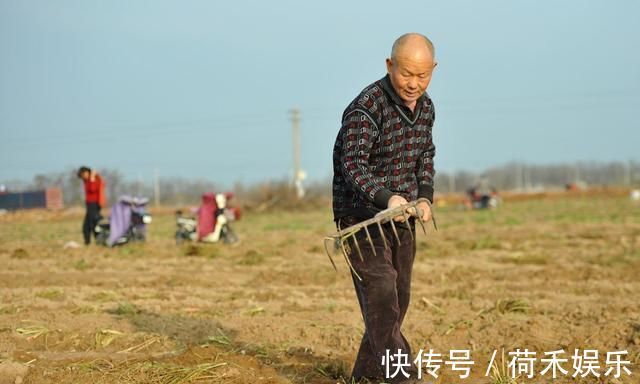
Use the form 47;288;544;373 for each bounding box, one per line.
77;166;106;245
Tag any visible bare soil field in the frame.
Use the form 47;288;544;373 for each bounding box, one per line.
1;194;639;383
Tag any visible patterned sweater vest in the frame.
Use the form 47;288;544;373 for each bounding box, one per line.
332;75;436;220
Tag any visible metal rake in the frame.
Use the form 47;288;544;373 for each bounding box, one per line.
324;198;437;280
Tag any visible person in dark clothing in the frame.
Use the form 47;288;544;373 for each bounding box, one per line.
332;33;437;383
77;166;106;245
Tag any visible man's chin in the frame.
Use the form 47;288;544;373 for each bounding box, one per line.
403;91;421;98
402;95;420;104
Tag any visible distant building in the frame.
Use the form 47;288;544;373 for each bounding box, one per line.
0;187;63;210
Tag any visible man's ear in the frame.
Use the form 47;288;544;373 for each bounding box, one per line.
385;58;393;74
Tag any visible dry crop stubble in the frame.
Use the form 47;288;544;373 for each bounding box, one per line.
0;192;638;383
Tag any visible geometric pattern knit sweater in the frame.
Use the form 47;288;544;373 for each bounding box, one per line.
332;74;436;220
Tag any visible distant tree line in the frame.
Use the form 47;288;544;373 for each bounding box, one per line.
1;167;217;206
1;160;637;207
433;160;639;194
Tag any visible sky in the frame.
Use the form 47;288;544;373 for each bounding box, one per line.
1;0;639;187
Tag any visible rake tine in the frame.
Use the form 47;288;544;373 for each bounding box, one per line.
389;219;401;245
403;212;414;241
377;221;389;251
423;199;438;231
413;204;428;235
363;226;377;257
340;238;362;281
416;215;427;235
350;234;364;262
323;237;338;271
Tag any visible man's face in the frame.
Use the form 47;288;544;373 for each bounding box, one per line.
80;171;89;181
386;54;436;106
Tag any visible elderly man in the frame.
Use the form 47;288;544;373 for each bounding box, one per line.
332;33;437;383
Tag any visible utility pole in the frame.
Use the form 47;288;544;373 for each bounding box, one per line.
290;108;305;199
624;159;631;186
136;172;142;196
448;171;456;194
154;168;160;206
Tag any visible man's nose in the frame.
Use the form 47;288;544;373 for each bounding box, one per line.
408;78;418;89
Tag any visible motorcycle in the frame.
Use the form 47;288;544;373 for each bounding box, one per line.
174;210;198;245
175;192;240;245
95;196;152;247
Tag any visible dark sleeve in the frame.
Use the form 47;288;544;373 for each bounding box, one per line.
415;108;436;203
338;110;394;209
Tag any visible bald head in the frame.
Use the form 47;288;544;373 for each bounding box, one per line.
386;33;437;110
390;33;435;62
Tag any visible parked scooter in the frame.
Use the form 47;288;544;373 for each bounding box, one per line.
175;192;240;245
96;196;152;247
174;210;197;244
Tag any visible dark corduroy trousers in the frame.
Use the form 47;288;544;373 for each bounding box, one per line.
339;216;418;383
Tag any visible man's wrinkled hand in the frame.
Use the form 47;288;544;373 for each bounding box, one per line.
387;195;409;222
415;200;432;223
